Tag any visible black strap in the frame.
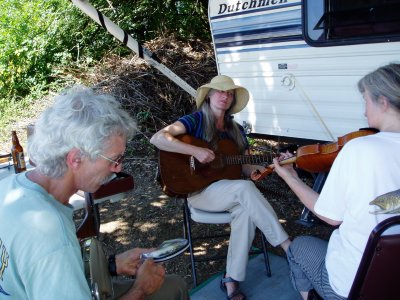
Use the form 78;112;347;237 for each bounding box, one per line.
96;9;106;29
123;31;128;45
108;254;117;276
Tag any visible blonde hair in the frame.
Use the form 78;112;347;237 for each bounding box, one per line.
199;89;247;153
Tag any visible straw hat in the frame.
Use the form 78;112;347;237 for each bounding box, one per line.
195;75;249;114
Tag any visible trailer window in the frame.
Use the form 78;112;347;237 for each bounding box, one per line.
303;0;400;46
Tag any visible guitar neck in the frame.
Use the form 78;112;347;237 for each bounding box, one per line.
224;154;271;165
158;135;275;196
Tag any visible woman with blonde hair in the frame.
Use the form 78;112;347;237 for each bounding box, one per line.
273;63;400;299
151;75;290;300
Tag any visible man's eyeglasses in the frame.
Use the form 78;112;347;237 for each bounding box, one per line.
98;154;125;168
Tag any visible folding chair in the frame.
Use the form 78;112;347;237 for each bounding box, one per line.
182;197;272;287
308;214;400;300
347;214;400;300
76;172;134;239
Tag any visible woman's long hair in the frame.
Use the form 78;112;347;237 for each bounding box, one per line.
199;89;247;153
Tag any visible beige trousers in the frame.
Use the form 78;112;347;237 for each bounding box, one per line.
189;179;289;281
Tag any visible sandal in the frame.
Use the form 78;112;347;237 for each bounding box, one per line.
220;273;247;300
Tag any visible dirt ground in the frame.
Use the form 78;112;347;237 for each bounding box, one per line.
74;135;335;289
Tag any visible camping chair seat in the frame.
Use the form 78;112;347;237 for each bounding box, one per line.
189;204;232;224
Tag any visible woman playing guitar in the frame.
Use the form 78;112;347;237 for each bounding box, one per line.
150;75;291;300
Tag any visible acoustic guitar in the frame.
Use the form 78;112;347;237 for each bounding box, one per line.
158;135;272;196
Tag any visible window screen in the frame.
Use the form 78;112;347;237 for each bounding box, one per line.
303;0;400;46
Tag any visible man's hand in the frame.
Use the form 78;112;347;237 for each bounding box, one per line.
115;248;154;276
132;259;165;297
119;259;165;300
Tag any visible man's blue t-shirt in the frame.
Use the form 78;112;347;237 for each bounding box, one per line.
0;172;91;299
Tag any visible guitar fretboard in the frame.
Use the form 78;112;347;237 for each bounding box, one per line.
224;154;271;165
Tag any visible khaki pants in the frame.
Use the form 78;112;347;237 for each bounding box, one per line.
189;179;289;281
112;275;189;300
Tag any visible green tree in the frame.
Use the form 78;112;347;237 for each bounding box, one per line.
1;0;66;99
0;0;210;103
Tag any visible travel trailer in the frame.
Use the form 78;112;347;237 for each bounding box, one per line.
208;0;400;142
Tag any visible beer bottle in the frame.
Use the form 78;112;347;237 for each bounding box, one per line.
11;131;27;173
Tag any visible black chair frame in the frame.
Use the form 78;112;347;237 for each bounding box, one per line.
347;215;400;300
182;197;272;287
309;215;400;300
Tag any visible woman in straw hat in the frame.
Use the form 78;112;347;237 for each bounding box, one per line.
151;75;291;300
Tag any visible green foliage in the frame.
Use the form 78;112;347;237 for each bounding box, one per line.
0;0;210;102
0;0;211;151
1;0;67;99
69;0;210;47
136;111;151;123
120;0;210;42
247;137;256;147
0;94;35;148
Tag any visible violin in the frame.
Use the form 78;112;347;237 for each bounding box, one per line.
256;128;378;180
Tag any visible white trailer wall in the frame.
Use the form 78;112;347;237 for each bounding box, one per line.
209;0;400;141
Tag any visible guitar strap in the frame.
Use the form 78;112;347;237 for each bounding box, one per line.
81;237;113;300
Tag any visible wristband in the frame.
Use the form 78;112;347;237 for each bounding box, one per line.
108;254;118;276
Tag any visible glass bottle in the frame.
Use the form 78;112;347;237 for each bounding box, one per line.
11;131;27;173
